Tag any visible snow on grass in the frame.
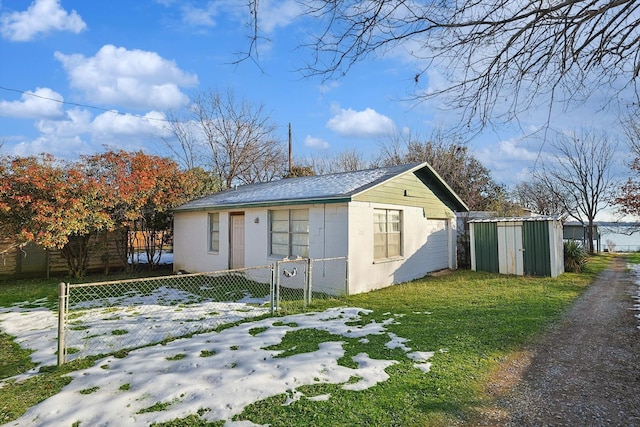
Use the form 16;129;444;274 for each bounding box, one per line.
0;296;438;425
0;286;269;368
65;285;269;361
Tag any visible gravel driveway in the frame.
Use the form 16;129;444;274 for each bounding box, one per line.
472;255;640;426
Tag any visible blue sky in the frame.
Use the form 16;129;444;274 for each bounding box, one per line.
0;0;631;191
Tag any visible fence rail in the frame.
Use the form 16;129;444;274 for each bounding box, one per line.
57;257;347;365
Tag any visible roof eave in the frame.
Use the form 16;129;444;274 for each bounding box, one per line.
173;196;351;212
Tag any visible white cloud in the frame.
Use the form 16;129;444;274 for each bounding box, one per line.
9;107;168;159
12;134;90;158
167;1;300;32
54;45;198;110
12;108;94;158
326;107;396;138
0;87;64;119
257;0;303;33
0;0;86;41
180;3;219;27
34;107;92;138
304;134;330;149
473;137;542;186
92;110;168;137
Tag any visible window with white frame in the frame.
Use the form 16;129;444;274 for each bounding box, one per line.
374;209;402;260
269;209;309;257
208;213;220;252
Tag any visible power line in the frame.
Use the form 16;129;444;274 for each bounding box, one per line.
0;85;173;123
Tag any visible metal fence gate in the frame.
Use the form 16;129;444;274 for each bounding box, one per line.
57;257;347;365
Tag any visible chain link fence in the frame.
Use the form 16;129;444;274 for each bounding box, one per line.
57;257;347;365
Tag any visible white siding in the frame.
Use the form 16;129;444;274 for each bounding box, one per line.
173;211;230;272
173;204;349;273
347;201;455;294
175;201;457;295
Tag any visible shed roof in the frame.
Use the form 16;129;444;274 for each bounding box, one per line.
175;162;468;212
468;215;564;223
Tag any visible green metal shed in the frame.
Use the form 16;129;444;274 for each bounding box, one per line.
469;216;564;277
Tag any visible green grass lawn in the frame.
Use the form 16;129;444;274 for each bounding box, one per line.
0;254;613;426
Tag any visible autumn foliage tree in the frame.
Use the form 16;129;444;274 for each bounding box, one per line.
0;154;114;277
83;150;200;271
0;151;200;277
617;159;640;218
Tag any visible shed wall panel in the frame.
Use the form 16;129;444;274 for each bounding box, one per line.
473;222;499;273
523;221;551;276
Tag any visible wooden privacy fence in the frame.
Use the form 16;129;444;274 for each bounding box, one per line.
0;231;126;278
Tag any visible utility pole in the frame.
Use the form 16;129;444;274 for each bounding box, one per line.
288;122;293;175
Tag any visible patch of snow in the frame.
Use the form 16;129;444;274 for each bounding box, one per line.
0;302;441;425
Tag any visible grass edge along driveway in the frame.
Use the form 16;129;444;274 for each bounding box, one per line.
0;254;612;426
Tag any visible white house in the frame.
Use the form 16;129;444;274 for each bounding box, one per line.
172;162;468;295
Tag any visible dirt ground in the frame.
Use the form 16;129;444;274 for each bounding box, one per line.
470;256;640;427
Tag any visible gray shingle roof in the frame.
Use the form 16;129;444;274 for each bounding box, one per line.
174;162;467;211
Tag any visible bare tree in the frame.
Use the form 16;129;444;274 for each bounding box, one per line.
161;111;205;170
301;148;374;174
164;89;287;189
534;130;619;253
245;1;640;130
614;113;640;231
622;112;640;157
513;180;567;216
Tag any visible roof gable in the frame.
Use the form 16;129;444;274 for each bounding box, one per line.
174;162;468;212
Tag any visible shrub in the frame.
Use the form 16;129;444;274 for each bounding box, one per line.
564;240;588;272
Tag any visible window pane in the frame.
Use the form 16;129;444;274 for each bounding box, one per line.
388;233;401;257
271;220;289;232
291;220;309;233
271;233;288;245
374;234;387;259
210;231;219;251
271;210;288;221
271;244;289;256
290;209;308;221
374;210;386;233
291;245;309;258
210;215;219;231
209;213;219;252
291;233;309;246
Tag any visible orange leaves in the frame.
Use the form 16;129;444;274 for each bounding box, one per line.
0;151;196;253
0;150;209;276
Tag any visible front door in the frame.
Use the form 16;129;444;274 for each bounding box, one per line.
230;213;245;269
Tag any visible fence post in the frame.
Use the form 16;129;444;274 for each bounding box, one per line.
269;264;275;315
57;282;67;366
306;258;313;306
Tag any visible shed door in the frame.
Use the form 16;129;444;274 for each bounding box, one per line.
230;213;245;269
473;222;499;273
523;221;551;276
498;223;524;275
